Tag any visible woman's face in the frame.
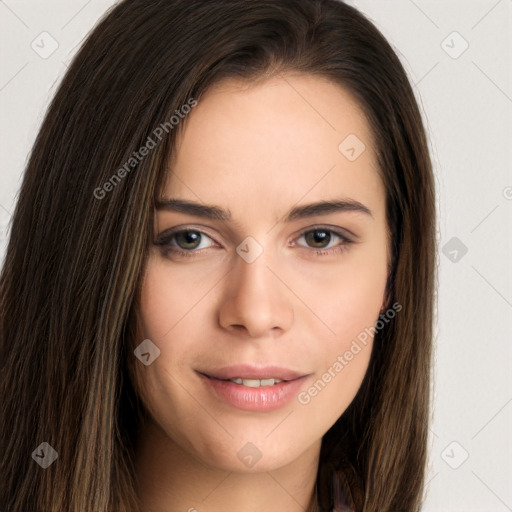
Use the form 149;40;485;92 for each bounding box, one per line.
134;74;389;473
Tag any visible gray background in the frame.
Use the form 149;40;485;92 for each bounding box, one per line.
1;1;511;510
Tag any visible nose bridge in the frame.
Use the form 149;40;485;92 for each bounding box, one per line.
217;243;294;337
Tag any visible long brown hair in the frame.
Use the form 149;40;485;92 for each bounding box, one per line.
0;1;436;511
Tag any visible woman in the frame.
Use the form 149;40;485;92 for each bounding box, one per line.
0;1;436;511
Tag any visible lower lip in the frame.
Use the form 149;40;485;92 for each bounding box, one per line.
198;373;308;412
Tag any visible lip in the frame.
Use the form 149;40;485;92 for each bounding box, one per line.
196;364;311;412
198;364;308;381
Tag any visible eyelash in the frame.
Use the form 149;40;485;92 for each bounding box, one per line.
154;225;354;259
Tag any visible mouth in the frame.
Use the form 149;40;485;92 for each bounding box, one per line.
200;374;288;388
196;364;310;412
197;363;308;384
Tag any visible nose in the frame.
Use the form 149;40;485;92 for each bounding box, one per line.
217;251;294;338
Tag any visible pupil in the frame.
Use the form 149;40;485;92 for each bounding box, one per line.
177;231;201;249
306;230;330;248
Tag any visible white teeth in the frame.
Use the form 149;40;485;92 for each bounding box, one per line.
229;377;283;387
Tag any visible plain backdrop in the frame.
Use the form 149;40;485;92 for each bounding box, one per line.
1;1;511;510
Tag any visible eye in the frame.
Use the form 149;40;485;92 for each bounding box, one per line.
294;227;353;254
172;230;214;250
154;228;217;255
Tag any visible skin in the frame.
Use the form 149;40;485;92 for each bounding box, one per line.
133;73;389;512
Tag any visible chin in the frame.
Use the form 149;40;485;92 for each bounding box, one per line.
191;432;305;474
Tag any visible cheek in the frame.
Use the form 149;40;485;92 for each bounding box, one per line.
132;272;207;445
133;260;200;410
327;261;388;340
289;243;388;343
294;267;385;424
334;228;388;330
290;243;387;418
296;340;372;434
137;257;215;339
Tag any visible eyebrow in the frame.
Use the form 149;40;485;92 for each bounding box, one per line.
155;198;372;221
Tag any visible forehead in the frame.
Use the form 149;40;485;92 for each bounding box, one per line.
162;74;382;214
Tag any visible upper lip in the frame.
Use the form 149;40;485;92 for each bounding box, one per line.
198;364;308;381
